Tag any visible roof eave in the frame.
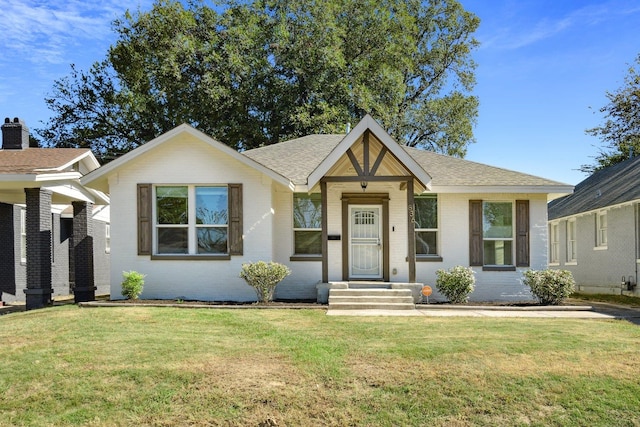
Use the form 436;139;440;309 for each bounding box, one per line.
429;185;574;198
82;124;294;191
0;171;83;183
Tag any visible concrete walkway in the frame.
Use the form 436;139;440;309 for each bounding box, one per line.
327;302;640;323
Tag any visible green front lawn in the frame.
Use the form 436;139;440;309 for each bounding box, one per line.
1;306;639;426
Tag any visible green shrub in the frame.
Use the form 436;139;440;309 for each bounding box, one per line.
239;261;291;303
121;270;146;300
435;266;475;304
522;269;575;305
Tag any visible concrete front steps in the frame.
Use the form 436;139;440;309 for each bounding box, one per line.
328;288;416;311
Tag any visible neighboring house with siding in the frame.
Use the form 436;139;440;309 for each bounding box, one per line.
0;118;110;308
82;115;572;303
548;155;640;295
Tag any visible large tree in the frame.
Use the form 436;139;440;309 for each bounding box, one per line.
38;0;480;162
582;54;640;174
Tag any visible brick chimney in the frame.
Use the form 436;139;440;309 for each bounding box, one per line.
1;117;30;149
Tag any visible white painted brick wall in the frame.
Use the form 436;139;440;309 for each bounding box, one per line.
417;193;548;302
107;132;555;303
110;133;275;301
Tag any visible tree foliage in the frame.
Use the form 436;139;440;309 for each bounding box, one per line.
38;0;480;162
582;54;640;173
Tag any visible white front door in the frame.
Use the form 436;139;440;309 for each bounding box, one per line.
349;205;383;279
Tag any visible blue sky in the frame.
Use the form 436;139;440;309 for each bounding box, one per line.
1;0;638;185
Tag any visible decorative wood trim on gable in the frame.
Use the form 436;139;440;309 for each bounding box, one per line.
137;184;152;256
370;146;388;176
363;129;370;174
346;148;364;176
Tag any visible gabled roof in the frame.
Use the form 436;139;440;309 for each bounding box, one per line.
244;118;572;197
80;116;573;199
306;115;432;190
548;155;640;220
81;124;293;193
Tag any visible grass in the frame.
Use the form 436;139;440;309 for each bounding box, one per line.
1;306;639;426
571;292;640;307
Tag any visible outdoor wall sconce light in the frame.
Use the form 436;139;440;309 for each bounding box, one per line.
361;180;368;191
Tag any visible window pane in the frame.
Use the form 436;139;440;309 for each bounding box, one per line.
157;227;188;254
416;231;437;255
293;194;322;229
197;227;228;254
294;230;322;254
157;186;188;225
196;187;228;225
415;196;437;229
483;202;513;238
483;240;513;265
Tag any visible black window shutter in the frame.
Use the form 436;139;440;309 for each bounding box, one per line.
516;200;530;267
137;184;152;256
469;200;483;266
228;184;243;255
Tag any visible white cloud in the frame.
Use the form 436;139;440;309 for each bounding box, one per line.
0;0;148;65
480;1;640;51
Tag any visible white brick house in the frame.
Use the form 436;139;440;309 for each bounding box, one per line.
82;115;572;302
548;156;640;296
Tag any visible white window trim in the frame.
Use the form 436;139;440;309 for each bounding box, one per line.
292;193;322;256
415;195;439;257
482;201;515;267
595;210;608;249
153;185;229;256
566;218;577;262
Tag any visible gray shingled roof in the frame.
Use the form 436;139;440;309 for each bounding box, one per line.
548;155;640;220
243;134;345;185
244;134;569;189
403;146;567;187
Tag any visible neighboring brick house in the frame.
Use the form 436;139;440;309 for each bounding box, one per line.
548;155;640;296
0;118;110;309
